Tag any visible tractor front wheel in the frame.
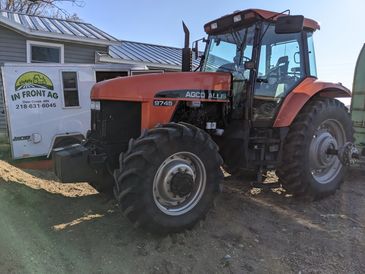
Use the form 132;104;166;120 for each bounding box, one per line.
114;123;223;233
277;98;353;199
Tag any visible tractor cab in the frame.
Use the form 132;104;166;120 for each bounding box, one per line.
198;9;320;125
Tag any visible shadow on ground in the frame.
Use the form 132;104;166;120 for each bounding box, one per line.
0;162;364;274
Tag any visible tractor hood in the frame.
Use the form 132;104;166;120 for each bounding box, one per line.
91;72;231;102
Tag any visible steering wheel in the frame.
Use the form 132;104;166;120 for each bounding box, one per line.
217;56;252;73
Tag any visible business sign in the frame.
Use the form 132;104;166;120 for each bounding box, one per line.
10;71;59;111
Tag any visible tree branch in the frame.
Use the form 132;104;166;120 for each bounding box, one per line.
0;0;84;19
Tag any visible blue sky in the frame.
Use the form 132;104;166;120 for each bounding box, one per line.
65;0;364;98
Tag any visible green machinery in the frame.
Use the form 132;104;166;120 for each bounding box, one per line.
352;44;365;156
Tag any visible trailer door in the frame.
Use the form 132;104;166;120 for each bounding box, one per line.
2;64;95;159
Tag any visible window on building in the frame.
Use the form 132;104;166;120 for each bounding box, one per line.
62;72;79;107
27;41;64;63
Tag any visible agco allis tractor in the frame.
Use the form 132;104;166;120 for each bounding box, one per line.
54;9;359;233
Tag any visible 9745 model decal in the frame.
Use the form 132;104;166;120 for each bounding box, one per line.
153;100;175;107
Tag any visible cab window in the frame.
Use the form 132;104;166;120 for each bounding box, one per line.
253;24;304;122
307;32;318;77
255;25;304;99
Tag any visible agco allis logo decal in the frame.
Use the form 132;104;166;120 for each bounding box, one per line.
11;71;58;101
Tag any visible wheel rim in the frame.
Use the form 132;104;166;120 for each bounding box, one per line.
309;119;346;184
153;152;206;216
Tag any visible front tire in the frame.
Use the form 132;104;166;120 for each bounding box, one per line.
277;98;353;199
114;123;223;233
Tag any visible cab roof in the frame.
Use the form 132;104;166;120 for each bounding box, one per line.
204;8;320;35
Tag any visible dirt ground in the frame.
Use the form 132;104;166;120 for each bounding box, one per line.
0;160;364;274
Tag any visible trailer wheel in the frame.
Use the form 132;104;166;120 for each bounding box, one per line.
114;123;223;233
277;98;353;199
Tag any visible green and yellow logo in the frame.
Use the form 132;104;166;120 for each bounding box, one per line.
15;71;54;91
11;71;58;102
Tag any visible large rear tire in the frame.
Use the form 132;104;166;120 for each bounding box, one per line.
277;98;353;199
114;123;223;233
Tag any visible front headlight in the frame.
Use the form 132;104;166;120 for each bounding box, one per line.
91;101;101;110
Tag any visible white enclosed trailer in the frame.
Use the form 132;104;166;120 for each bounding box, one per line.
1;63;149;159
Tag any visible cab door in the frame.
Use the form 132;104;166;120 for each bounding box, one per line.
253;24;305;126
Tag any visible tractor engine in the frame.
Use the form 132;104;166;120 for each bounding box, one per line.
172;101;227;131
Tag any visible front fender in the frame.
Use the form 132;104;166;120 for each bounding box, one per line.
273;77;351;127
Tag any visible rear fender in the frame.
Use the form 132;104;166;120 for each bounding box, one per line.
273;78;351;127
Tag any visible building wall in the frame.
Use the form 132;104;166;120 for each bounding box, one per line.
0;24;107;139
64;43;106;64
0;26;27;139
0;26;27;63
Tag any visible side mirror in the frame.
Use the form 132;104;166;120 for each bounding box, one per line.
275;15;304;34
192;41;199;60
192;38;207;60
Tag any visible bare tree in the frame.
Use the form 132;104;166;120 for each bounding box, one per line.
0;0;84;20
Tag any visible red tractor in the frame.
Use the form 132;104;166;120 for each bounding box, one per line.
54;9;358;233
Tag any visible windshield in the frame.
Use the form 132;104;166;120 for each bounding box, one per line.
202;25;256;77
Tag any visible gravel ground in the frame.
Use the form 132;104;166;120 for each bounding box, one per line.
0;160;364;273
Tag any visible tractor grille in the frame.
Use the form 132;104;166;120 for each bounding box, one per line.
91;100;141;153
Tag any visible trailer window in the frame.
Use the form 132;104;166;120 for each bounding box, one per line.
62;72;79;107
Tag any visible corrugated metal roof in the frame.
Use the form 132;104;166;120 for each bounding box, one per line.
0;10;118;45
106;40;201;69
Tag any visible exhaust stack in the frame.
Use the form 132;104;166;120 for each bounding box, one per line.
182;21;192;72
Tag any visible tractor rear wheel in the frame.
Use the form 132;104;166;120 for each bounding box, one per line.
277;98;353;199
114;123;223;233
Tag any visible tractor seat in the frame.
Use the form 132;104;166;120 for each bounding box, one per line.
276;56;289;77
